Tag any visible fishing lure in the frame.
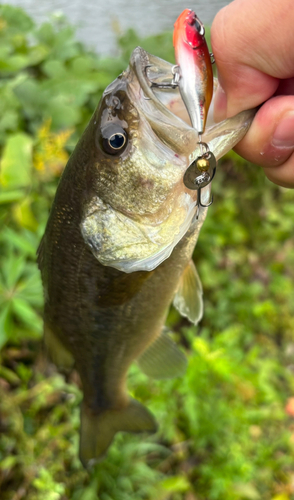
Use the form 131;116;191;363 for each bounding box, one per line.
173;9;216;207
173;8;213;136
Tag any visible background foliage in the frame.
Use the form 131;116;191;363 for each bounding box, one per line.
0;5;294;500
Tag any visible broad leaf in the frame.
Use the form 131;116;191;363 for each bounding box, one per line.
0;132;33;188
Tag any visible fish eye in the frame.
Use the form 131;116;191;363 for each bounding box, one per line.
100;124;128;155
109;132;126;150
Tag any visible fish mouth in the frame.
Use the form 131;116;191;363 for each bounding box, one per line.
129;47;198;154
129;47;255;160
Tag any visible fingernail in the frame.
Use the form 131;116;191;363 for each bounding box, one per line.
213;83;227;122
272;113;294;148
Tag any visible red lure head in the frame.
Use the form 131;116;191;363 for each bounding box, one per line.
185;10;205;48
174;9;205;50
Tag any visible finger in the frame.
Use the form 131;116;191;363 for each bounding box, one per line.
211;0;294;119
263;153;294;188
213;69;278;122
234;95;294;188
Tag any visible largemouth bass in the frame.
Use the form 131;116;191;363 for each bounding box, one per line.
37;46;254;467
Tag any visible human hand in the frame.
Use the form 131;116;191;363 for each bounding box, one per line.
211;0;294;187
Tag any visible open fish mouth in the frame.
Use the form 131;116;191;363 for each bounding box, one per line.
130;47;194;127
81;48;255;274
129;47;255;155
129;47;199;150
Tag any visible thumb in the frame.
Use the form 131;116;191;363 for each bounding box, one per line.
234;95;294;188
211;0;294;120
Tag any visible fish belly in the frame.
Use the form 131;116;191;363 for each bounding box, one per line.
41;213;201;466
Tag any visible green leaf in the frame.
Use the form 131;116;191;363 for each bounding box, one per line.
0;81;21;142
46;95;81;129
0;54;30;74
0;5;34;33
12;297;42;333
76;478;99;500
0;227;38;257
0;132;33;188
233;482;261;500
12;197;38;231
42;59;67;78
0;455;18;471
0;189;25;204
1;254;26;290
0;303;11;349
13;78;42;122
16;269;43;308
32;467;65;498
159;475;190;493
27;44;49;67
0;365;20;385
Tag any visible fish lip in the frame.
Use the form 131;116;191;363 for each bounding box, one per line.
130;46;168;103
129;47;200;159
129;46;193;129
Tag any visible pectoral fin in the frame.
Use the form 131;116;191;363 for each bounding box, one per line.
43;324;74;372
138;330;187;379
173;259;203;325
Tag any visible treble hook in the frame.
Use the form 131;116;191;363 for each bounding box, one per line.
144;64;180;90
171;65;181;86
195;189;214;220
198;188;214;207
142;65;152;100
194;167;216;219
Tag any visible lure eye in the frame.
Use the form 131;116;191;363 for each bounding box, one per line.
100;124;128;155
195;17;205;36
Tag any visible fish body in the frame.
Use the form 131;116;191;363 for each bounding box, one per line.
37;46;254;467
173;9;213;133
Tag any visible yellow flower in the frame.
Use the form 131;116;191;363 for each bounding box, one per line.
33;119;73;179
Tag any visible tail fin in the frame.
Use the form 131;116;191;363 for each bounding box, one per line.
79;399;158;467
